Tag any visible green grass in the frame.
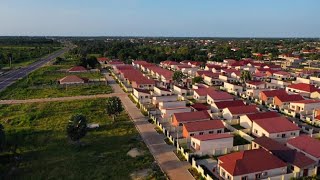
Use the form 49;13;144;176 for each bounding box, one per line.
231;124;245;130
0;99;164;179
0;65;112;100
233;135;250;146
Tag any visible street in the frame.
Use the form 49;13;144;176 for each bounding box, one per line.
0;47;70;92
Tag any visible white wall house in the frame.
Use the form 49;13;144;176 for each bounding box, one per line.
133;88;151;104
191;134;233;155
223;82;243;94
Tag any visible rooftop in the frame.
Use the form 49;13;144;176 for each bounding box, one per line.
287;135;320;158
218;149;287;176
253;117;300;133
174;111;211;123
192;133;233;141
184;120;224;132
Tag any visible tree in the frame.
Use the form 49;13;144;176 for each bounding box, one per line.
192;76;203;84
0;124;5;151
106;96;124;121
173;71;184;84
240;70;252;83
66;114;87;143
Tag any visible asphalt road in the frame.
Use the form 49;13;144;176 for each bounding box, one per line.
0;47;70;92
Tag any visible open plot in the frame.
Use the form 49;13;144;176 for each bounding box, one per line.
0;65;112;100
0;99;163;179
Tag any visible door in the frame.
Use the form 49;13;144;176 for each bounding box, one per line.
303;169;308;176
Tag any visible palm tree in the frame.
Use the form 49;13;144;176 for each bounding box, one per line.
66;114;87;143
106;96;124;121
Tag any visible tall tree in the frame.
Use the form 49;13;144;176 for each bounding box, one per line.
240;70;252;83
66;114;87;143
192;76;203;84
173;71;184;84
106;97;124;121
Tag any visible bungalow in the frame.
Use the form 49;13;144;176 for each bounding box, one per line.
203;73;222;86
287;135;320;174
191;133;233;155
273;94;304;109
240;111;279;129
158;101;186;111
245;81;266;89
218;149;287;180
219;74;237;83
207;91;234;105
153;86;172;96
252;72;267;81
190;103;210;112
251;116;300;142
210;100;245;113
193;87;216;102
246;89;265;99
97;57;109;64
259;89;287;104
173;85;189;96
131;78;155;90
152;95;178;106
289;100;320;115
182;120;225;138
252;136;317;177
286;83;320;98
68;66;87;73
59;75;87;85
267;79;291;89
273;71;291;80
223;82;243;94
222;105;258;120
172;111;211;127
161;107;191;119
133;88;151;104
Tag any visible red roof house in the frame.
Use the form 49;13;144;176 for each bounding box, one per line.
172;111;211;127
68;66;87;73
287;135;320;159
182;120;225;138
218;149;287;178
59;75;87;85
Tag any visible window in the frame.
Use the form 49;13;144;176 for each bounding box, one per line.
190;133;195;137
262;172;268;176
241;176;248;180
145;96;148;98
199;132;204;135
209;131;214;134
255;173;261;178
222;171;225;176
291;132;296;136
282;134;286;138
217;130;222;133
254;129;258;134
227;175;230;180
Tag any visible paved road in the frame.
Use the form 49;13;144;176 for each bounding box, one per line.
0;47;70;92
106;74;194;180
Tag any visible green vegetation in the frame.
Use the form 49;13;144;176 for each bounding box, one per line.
233;135;250;146
0;99;163;179
106;96;124;121
173;71;185;84
192;76;203;84
174;150;187;161
0;37;61;69
0;56;112;100
231;124;245;130
66;114;88;143
188;168;205;180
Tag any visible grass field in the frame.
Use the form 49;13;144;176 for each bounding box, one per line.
0;99;164;179
0;60;113;100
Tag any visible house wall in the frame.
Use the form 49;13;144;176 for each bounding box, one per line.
191;137;233;155
218;164;286;180
239;115;253;129
290;102;320;115
154;87;172;96
161;107;191;119
252;122;299;142
310;76;320;86
295;77;311;84
311;92;320;99
152;95;178;105
158;101;186;110
193;91;206;101
286;87;310;97
222;109;233;120
182;126;225;138
133;90;151;104
224;82;243;93
173;86;187;95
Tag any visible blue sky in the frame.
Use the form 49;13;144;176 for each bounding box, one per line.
0;0;319;37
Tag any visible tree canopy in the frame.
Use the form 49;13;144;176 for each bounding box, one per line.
173;71;184;84
106;97;124;121
66;114;88;142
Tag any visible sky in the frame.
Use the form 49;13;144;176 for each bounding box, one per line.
0;0;319;37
